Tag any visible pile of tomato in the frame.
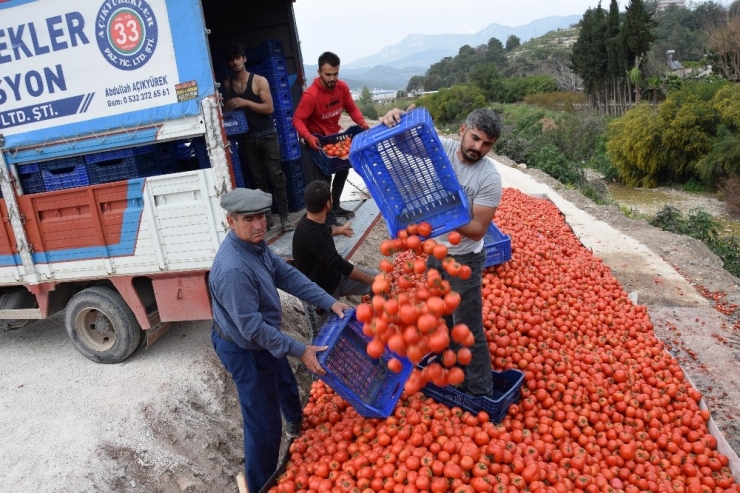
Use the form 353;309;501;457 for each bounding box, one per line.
270;188;738;493
323;137;353;159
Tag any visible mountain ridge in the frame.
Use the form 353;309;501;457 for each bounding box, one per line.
304;15;581;91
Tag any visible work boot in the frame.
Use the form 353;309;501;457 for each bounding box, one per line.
285;420;302;438
326;211;340;226
333;206;355;218
281;215;294;233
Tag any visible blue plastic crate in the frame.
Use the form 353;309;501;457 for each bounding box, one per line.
41;156;90;191
307;126;363;175
286;188;305;212
191;137;210;169
349;108;472;239
86;147;173;184
313;309;413;418
227;137;251;188
418;354;524;422
83;145;153;165
272;90;293;110
174;139;196;160
279;137;301;162
153;142;177;174
17;163;45;194
244;40;284;63
282;158;305;191
223;110;249;136
251;62;290;92
484;222;512;267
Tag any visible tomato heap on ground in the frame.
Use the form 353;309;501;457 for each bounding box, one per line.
270;188;738;493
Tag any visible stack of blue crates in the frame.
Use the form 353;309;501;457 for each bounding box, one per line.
247;40;305;211
16;142;178;195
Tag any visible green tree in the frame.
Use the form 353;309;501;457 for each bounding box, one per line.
416;84;487;124
623;0;656;102
571;4;608;105
358;87;379;120
505;35;521;52
406;75;425;93
485;38;508;71
468;63;502;100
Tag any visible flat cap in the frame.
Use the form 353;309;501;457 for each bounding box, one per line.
220;188;272;215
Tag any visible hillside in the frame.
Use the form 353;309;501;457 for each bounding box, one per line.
320;15;581;90
506;26;580;76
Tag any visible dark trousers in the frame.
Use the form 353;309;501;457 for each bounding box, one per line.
211;329;302;493
427;249;491;395
240;132;289;217
303;144;349;207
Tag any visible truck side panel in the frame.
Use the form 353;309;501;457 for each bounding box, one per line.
2;0;214;164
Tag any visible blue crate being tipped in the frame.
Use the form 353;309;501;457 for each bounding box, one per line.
348;108;471;238
313;309;413;418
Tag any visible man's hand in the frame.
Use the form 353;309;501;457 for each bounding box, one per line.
379;104;416;127
360;122;371;131
224;97;244;111
301;345;328;375
336;221;354;238
306;135;320;151
330;302;350;317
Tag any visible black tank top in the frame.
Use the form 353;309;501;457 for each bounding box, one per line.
227;72;275;134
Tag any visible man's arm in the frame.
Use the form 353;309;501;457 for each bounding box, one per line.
331;221;354;237
224;75;274;114
455;204;496;242
292;93;316;141
347;266;376;285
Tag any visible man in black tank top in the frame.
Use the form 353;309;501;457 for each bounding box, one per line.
222;41;293;233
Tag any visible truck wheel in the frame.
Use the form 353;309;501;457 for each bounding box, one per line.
65;286;143;364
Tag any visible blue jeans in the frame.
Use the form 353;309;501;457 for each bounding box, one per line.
427;249;491;395
211;328;301;493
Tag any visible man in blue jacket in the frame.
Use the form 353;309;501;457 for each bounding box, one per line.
209;188;348;493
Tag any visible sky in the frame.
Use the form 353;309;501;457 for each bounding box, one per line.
293;0;612;65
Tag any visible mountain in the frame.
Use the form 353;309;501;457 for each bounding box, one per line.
343;15;582;71
303;15;582;91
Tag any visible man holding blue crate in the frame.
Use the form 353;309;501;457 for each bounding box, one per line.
293;51;370;225
380;106;503;399
222;40;293;233
209;188;349;493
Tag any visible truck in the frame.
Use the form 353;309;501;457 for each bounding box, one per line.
0;0;372;363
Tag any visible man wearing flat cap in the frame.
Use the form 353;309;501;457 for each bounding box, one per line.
209;188;349;493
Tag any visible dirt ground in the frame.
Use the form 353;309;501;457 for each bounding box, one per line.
1;150;739;492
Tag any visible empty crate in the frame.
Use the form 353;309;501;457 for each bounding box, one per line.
348;108;471;238
313;309;413;418
418;353;524;422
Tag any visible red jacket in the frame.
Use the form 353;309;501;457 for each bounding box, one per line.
292;77;366;140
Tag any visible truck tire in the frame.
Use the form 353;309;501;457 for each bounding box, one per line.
64;286;143;364
0;287;38;330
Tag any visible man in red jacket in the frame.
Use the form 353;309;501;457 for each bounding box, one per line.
293;52;370;223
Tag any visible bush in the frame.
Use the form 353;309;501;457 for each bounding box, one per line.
416;84;487;125
720;176;740;218
649;206;740;277
529;144;584;186
524;91;587;112
605;80;736;188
